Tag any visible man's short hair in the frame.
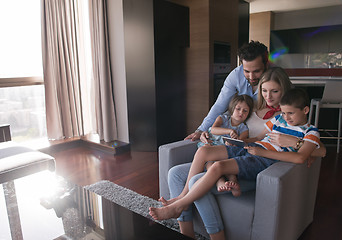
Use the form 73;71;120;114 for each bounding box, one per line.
238;41;268;66
280;88;310;109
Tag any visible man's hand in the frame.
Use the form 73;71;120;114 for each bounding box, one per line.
184;131;202;141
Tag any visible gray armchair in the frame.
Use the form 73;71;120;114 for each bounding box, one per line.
159;140;321;240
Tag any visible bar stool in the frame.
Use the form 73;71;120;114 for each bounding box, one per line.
308;81;342;153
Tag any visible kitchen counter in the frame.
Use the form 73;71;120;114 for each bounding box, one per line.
290;76;342;86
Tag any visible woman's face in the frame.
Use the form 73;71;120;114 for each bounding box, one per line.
261;80;282;107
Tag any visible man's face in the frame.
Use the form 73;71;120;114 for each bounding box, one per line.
242;56;265;87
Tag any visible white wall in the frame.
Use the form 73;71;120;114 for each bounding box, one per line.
273;5;342;30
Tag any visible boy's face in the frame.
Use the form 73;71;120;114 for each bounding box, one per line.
280;104;309;126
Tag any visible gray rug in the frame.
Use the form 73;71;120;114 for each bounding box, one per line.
84;180;208;240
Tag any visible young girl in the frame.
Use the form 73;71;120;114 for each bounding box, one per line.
197;94;254;196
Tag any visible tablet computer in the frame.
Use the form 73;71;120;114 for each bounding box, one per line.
222;137;246;148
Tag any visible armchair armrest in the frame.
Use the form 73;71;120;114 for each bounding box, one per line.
252;157;322;240
158;140;198;198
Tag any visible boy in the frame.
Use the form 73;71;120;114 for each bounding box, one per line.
149;88;320;221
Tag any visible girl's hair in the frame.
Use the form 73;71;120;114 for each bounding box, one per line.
228;94;254;121
256;67;293;110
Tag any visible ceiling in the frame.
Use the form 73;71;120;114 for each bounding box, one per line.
247;0;342;13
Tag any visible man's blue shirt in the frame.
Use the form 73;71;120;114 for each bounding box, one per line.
198;65;258;131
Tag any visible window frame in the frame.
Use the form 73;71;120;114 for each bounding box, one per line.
0;76;43;88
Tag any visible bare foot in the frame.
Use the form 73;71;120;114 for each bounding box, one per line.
158;196;179;206
225;181;241;197
217;184;232;192
149;203;185;220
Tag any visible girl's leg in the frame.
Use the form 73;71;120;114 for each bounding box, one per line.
169;145;228;202
149;158;239;220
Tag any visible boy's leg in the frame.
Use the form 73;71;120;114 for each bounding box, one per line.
206;161;228;192
225;174;241;197
176;145;228;200
216;176;228;192
149;158;239;220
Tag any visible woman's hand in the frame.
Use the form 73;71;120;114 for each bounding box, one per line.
267;132;297;147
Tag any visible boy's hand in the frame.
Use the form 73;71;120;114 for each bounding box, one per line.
267;132;296;148
245;146;267;156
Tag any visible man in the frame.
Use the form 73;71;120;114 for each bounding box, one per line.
185;41;270;141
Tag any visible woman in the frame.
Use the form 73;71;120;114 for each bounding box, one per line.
159;67;326;240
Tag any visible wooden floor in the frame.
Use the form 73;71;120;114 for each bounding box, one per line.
48;143;342;240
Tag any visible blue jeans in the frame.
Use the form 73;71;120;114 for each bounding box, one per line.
168;162;256;235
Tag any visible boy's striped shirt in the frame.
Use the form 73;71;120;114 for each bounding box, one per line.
256;114;320;152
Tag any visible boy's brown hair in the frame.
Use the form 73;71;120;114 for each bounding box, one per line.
280;88;310;109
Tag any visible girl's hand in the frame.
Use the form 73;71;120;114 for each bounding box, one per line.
229;130;238;139
245;146;266;156
224;140;233;146
267;132;297;147
200;131;212;144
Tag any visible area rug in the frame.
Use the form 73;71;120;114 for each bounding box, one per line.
84;180;208;240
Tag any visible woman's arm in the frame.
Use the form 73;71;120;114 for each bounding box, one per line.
311;140;326;157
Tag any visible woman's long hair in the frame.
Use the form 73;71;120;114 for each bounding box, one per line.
256;67;293;110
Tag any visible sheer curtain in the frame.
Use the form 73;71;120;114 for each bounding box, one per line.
41;0;117;142
88;0;117;142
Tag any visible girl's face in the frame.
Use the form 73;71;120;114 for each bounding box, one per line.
261;80;282;107
232;101;250;123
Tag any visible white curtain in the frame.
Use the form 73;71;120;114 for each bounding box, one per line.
88;0;117;142
41;0;117;142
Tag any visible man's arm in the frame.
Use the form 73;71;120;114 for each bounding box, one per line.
185;72;238;141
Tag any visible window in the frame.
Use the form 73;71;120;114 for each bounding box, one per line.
0;0;47;147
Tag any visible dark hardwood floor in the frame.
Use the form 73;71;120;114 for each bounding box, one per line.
48;143;342;240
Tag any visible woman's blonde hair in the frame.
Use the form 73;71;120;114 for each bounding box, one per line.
256;67;293;110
